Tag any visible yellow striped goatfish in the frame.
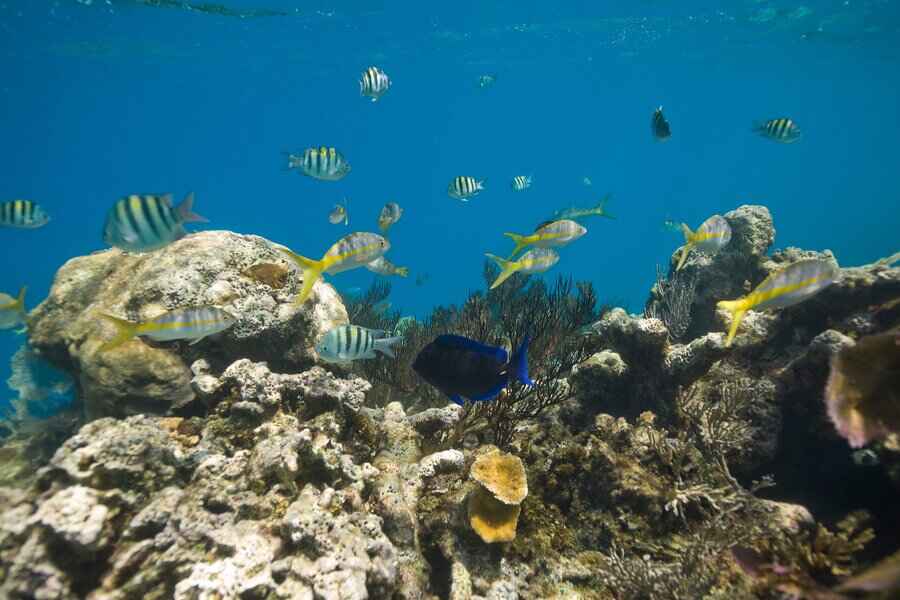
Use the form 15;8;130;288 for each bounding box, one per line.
0;199;49;229
280;232;390;305
486;248;559;289
717;258;839;347
98;306;237;352
0;287;26;330
103;193;207;253
676;214;732;270
504;219;586;258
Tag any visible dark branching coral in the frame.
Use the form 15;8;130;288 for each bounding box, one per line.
347;262;602;449
645;264;699;342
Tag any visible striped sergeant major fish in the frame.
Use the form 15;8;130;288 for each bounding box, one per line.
98;306;237;352
279;232;390;305
0;287;26;330
448;176;485;201
503;219;587;259
486;248;560;290
360;66;391;101
365;255;409;277
316;324;402;363
103;193;207;253
717;258;840;347
675;214;732;271
0;199;49;229
651;106;671;141
510;175;532;192
287;147;351;181
754;117;801;143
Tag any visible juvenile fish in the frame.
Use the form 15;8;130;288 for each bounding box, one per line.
0;200;49;229
754;117;801;143
651;106;671;141
717;258;839;346
98;306;237;352
504;219;586;258
103;193;207;253
316;324;401;363
448;176;485;201
366;256;409;277
479;74;496;89
287;147;351;181
675;214;732;270
360;66;391;101
377;202;403;233
412;334;533;405
0;287;26;330
329;202;349;226
541;194;614;227
486;248;559;289
511;175;532;192
280;232;390;305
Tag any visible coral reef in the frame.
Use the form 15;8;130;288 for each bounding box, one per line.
1;208;898;598
26;231;347;419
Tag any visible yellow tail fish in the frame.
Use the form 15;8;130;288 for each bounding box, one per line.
486;248;560;289
676;214;732;271
0;286;26;331
280;232;390;305
98;306;237;352
504;219;586;259
717;258;839;347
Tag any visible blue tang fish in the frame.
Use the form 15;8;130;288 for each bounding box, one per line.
412;334;533;405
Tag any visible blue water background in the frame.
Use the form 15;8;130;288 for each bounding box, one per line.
1;0;899;413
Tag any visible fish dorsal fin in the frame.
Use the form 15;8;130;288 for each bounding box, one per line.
434;334;508;362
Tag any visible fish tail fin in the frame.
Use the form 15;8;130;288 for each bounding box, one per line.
98;313;139;353
176;192;208;223
279;248;324;305
396;266;409;277
486;253;520;289
502;232;529;258
717;299;749;347
374;336;403;358
509;335;534;386
595;194;614;219
676;223;694;271
680;223;693;243
12;286;26;314
478;178;487;190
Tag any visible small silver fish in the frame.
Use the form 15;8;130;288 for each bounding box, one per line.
511;175;532;192
316;324;401;363
448;176;485;201
479;74;496;89
0;200;49;229
378;202;403;233
360;66;391;101
329;202;349;226
287;147;351;181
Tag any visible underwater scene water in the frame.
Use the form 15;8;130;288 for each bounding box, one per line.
1;1;899;598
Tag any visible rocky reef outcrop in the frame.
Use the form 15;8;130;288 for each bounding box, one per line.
1;213;898;599
27;231;347;419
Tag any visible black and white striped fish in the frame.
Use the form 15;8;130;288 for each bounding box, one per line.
102;193;207;253
0;199;49;229
316;324;402;363
754;117;801;143
448;176;485;201
360;66;391;101
511;175;532;192
287;147;352;181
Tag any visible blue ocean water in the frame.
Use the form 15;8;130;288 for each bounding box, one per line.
1;0;898;415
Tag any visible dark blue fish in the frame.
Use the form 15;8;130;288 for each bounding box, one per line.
412;334;533;405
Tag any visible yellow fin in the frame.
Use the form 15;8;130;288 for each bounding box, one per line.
717;298;749;347
279;248;324;305
486;253;520;289
98;313;139;353
503;232;532;259
13;286;25;312
396;266;409;277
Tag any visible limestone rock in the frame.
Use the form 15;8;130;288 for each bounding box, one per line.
27;231;347;418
